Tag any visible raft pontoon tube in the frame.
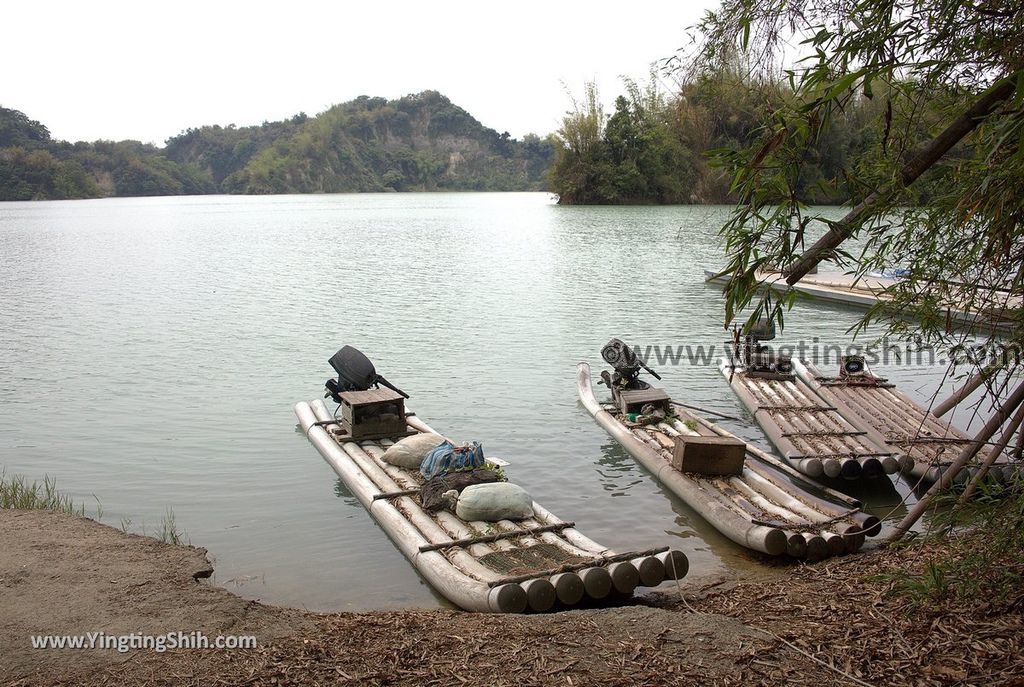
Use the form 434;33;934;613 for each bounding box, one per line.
795;360;1018;486
577;363;880;560
296;399;687;613
720;358;899;480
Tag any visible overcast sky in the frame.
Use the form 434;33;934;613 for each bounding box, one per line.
2;0;718;145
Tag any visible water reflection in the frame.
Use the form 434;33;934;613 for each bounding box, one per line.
332;477;359;507
593;443;646;496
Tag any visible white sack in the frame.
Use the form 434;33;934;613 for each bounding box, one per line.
381;433;445;469
455;483;534;522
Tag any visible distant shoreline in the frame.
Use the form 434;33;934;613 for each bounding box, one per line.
1;93;553;202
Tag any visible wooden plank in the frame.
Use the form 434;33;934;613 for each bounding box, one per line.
758;404;839;412
372;488;421;501
789;451;893;460
418;522;577;553
782;430;868;438
619;388;672;404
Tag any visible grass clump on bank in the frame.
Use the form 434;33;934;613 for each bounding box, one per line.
158;508;187;546
0;472;88;515
0;471;186;545
881;482;1024;612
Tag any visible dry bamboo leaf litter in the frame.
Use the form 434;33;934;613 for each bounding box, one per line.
7;530;1023;686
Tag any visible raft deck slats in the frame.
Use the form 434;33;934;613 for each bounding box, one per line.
789;452;892;459
721;358;896;481
795;360;1018;485
577;363;880;561
782;430;868;437
759;404;838;412
487;546;671;586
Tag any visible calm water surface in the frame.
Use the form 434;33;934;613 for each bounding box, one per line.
0;193;965;610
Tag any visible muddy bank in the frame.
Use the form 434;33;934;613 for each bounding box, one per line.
0;510;310;684
2;509;1022;686
0;509;818;686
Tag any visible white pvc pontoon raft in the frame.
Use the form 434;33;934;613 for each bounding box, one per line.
295;399;687;613
577;363;881;560
795;360;1018;486
703;269;1016;332
720;358;900;480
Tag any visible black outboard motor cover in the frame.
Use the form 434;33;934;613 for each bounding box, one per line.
325;345;410;402
842;355;867;376
775;356;794;374
599;337;662;388
329;345;377;391
601;338;638;370
745;319;776;341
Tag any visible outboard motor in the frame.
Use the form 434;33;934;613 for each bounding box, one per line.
835;354;884;386
733;319;794;380
325;345;409;403
599;338;662;393
598;338;670;416
841;355;867;377
746;319;776;342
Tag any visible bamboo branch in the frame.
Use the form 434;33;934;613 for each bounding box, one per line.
785;73;1019;285
957;401;1024;504
933;362;1003;418
886;378;1024;543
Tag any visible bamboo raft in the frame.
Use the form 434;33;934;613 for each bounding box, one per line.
577;363;880;560
795;360;1018;485
719;358;900;480
295;398;687;614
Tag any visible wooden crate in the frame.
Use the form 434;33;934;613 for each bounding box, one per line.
671;435;746;476
617;387;672;416
339;389;408;440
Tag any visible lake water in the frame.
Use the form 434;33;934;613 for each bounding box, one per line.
0;193;966;611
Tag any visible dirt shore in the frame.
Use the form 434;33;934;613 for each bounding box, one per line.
2;509;1021;686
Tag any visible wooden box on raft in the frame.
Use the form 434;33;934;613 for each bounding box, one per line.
339;389;408;440
616;387;672;416
671;435;746;476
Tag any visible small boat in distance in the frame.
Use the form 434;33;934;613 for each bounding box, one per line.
576;340;880;561
296;346;687;614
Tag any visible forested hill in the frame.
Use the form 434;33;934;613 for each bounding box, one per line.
0;92;554;201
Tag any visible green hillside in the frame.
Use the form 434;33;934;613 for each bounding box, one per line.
0;92;554;201
167;92;552;194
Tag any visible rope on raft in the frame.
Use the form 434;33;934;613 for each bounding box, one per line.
752;508;862;533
